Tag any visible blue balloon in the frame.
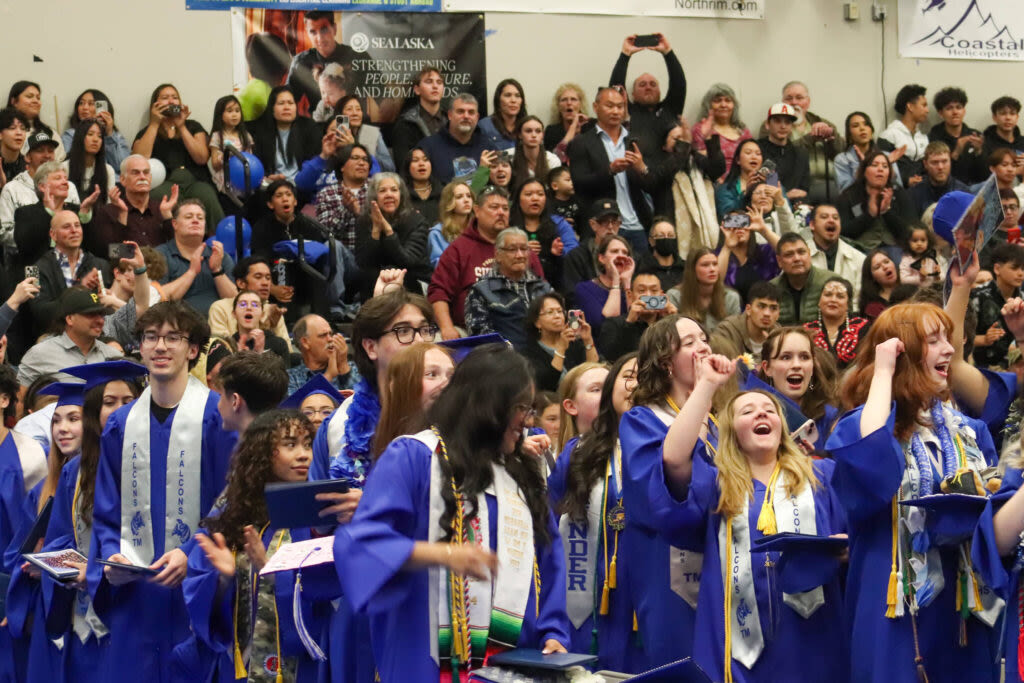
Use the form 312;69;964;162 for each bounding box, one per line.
227;152;264;194
212;216;252;259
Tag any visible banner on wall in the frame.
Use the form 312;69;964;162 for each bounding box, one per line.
232;10;485;124
442;0;763;19
899;0;1024;61
192;0;439;11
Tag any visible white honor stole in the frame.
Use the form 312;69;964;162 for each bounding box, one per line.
119;377;209;565
72;470;108;643
413;431;535;666
559;478;604;629
649;404;703;609
718;473;819;671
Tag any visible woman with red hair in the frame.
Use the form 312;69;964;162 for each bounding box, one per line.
826;299;1003;682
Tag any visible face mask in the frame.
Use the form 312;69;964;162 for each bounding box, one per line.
653;238;677;257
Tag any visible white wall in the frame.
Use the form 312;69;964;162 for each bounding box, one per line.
1;0;1019;143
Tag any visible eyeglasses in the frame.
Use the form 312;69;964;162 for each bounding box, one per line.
540;307;564;317
236;300;261;309
384;324;439;344
498;246;530;254
302;407;336;420
513;402;537;420
348;155;370;163
140;331;190;347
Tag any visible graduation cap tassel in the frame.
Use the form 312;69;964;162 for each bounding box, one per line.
756;465;781;536
886;497;901;619
293;572;327;662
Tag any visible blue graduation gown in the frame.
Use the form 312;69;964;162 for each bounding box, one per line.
37;457;110;683
308;401;376;683
4;481;61;683
972;467;1024;683
659;455;848;683
87;392;237;683
827;406;1001;683
0;431;37;682
618;405;708;667
546;438;644;673
333;437;571;683
181;524;326;682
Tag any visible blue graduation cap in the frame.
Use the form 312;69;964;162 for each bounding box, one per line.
621;657;714;682
899;493;990;546
38;381;86;408
60;360;148;390
735;360;813;435
280;374;346;410
438;333;510;363
753;532;848;594
932;190;975;247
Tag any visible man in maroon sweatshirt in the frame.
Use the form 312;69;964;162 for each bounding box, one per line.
428;185;544;340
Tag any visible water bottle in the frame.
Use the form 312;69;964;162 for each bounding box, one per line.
275;259;288;287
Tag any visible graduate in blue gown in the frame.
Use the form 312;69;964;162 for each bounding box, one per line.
0;362;46;682
548;354;648;673
827;301;1004;683
757;327;840;452
334;345;570;682
183;410;329;682
657;365;849;683
618;316;718;666
35;364;146;683
6;381;87;683
87;302;237;683
306;291;437;683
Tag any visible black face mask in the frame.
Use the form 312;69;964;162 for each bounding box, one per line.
653;238;677;257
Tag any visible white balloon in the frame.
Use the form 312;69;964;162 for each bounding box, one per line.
148;157;166;188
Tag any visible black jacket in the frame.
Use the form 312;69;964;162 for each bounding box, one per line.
567;127;656;228
250;117;322;177
757;138;810;193
353;209;430;298
14;202;83;272
28;249;110;335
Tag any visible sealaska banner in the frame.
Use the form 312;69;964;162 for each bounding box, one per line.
231;10;486;123
442;0;763;19
899;0;1024;61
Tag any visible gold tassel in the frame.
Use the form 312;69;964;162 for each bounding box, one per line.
632;612;638;632
755;465;781;536
608;556;617;589
885;496;901;619
755;500;778;536
599;582;610;615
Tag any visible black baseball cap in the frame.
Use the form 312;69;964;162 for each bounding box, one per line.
27;130;59;151
591;199;621;220
60;288;113;317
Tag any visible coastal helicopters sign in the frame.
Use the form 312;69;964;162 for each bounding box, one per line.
899;0;1024;61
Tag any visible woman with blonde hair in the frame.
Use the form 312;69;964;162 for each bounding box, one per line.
548;353;643;672
827;298;1003;682
371;341;454;458
427;180;473;267
555;361;609;454
659;383;847;683
545;83;591;161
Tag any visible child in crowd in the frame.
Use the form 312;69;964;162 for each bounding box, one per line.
547;166;579;228
208;95;254;199
899;224;946;287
